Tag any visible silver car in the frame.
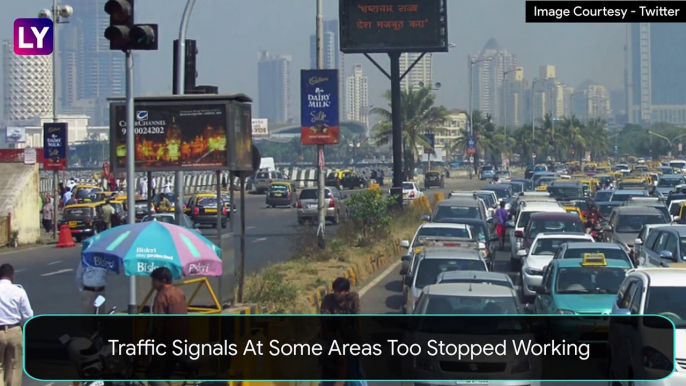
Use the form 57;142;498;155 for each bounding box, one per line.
296;187;348;225
253;170;287;193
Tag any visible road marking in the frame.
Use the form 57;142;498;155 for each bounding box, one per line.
359;260;401;298
0;244;51;255
247;226;256;229
48;260;62;265
41;269;74;277
15;269;26;273
253;238;267;243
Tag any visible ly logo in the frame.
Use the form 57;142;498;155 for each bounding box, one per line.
13;18;53;55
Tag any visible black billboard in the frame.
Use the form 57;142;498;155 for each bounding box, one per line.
109;96;254;172
340;0;448;53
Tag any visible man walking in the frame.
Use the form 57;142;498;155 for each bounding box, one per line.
0;264;34;386
100;199;115;230
75;262;108;314
147;267;187;386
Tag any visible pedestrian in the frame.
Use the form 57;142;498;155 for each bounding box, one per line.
163;179;172;194
75;261;108;314
100;199;115;230
147;267;187;386
494;200;509;250
0;263;34;386
222;175;227;190
62;187;72;206
41;196;54;233
139;177;148;197
151;177;157;196
157;193;172;212
320;277;360;314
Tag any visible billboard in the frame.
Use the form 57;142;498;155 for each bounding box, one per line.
339;0;448;53
251;119;269;137
467;135;477;154
110;102;229;171
6;127;25;144
300;69;340;145
424;133;435;154
43;122;68;170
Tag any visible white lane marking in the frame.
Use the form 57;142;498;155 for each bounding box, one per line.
252;238;267;243
359;260;401;298
247;226;256;229
0;244;51;255
15;269;26;273
48;260;62;265
45;383;54;386
41;268;74;277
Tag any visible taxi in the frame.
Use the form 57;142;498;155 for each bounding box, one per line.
611;171;624;182
618;178;647;190
531;254;631;341
59;202;106;242
563;206;585;222
575;179;596;196
108;199;127;226
424;170;445;189
185;193;229;228
535;184;549;192
265;182;297;208
196;190;237;213
72;184;102;203
325;169;353;189
92;191;118;202
594;174;614;187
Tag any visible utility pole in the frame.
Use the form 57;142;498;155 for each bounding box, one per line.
124;49;135;313
316;0;326;248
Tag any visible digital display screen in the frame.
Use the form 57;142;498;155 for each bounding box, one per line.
340;0;448;53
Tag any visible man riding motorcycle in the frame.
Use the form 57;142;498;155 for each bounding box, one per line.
584;205;606;239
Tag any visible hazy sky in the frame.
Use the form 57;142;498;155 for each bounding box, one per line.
2;0;626;117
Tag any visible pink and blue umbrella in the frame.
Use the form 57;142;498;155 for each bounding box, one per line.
81;221;222;279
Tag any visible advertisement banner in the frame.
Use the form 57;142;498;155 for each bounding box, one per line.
111;102;228;171
6;126;26;144
251;119;269;137
43;122;68;170
424;133;435;154
467;135;477;154
300;69;340;145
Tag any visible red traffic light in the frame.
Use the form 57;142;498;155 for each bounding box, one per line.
104;0;132;23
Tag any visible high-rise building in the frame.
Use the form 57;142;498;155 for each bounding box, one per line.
309;20;345;118
57;0;139;125
345;64;369;128
469;39;517;124
503;67;526;128
528;65;572;123
400;53;433;92
627;23;686;124
258;50;291;124
2;41;53;122
571;84;611;121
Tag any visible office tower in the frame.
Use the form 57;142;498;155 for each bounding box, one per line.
2;41;53;122
571;84;611;121
400;53;433;92
502;67;526;128
57;0;132;125
309;20;345;118
345;64;369;128
469;39;518;124
529;65;571;122
627;23;686;124
258;50;291;124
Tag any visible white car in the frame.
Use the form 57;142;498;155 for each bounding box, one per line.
509;201;564;263
520;233;594;298
609;268;686;385
401;181;423;204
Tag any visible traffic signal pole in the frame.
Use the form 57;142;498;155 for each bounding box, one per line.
125;49;136;314
174;0;197;227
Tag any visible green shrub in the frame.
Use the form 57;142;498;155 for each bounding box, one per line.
345;189;398;242
243;265;298;314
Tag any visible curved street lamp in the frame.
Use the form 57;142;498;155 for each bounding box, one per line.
419;81;442;91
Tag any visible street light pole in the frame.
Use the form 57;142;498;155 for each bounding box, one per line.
468;57;491;174
530;78;545;162
315;0;326;248
501;69;515;151
648;131;686;160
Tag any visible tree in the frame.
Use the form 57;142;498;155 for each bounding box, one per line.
371;87;449;179
451;110;514;172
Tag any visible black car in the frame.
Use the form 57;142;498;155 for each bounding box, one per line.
189;195;228;228
340;172;368;189
511;178;534;192
424;171;445;189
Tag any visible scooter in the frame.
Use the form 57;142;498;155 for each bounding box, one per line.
59;296;133;385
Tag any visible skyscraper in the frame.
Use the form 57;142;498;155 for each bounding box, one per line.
258;50;291;124
627;23;686;124
400;53;432;91
2;41;53;122
346;64;369;128
310;20;345;118
502;67;526;128
469;39;517;124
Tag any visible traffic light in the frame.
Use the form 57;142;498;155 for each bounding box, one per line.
104;0;134;50
173;39;198;94
130;24;158;50
104;0;158;51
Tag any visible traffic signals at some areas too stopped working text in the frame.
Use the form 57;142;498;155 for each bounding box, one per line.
104;0;158;51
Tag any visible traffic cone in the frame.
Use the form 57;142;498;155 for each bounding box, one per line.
56;224;75;248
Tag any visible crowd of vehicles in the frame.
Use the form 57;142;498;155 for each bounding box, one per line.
396;160;686;385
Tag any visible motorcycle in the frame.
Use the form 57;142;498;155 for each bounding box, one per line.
59;296;134;386
586;220;604;242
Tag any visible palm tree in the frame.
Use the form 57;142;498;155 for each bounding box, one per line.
371;87;449;179
451;111;507;172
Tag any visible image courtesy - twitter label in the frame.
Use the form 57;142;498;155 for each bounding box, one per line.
13;18;54;55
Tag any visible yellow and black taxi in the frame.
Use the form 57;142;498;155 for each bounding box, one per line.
265;181;297;208
91;191;118;202
73;184;102;203
195;190;237;215
151;192;177;214
133;196;154;221
326;170;368;190
109;199;128;226
424;170;445;189
59;202;106;242
185;193;229;228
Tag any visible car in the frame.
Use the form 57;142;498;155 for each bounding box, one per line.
608;268;686;386
401;181;424;204
480;184;514;206
265;182;297;208
434;270;515;289
495;170;512;182
414;283;523;314
141;213;196;229
253;170;287;193
638;225;686;268
423;170;444;189
553;241;633;268
520;212;585;253
508;202;565;264
633;223;668;260
296;187;348;225
610;189;649;203
520;233;594;298
655;174;686;196
150;192;178;214
403;246;487;313
597;201;623;219
479;165;496;180
502;180;524;195
429;197;489;223
187;194;229;228
604;206;669;259
335;170;368;190
59;202;106;242
621;197;670;222
511;178;534;191
420;217;499;261
546;181;584;200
